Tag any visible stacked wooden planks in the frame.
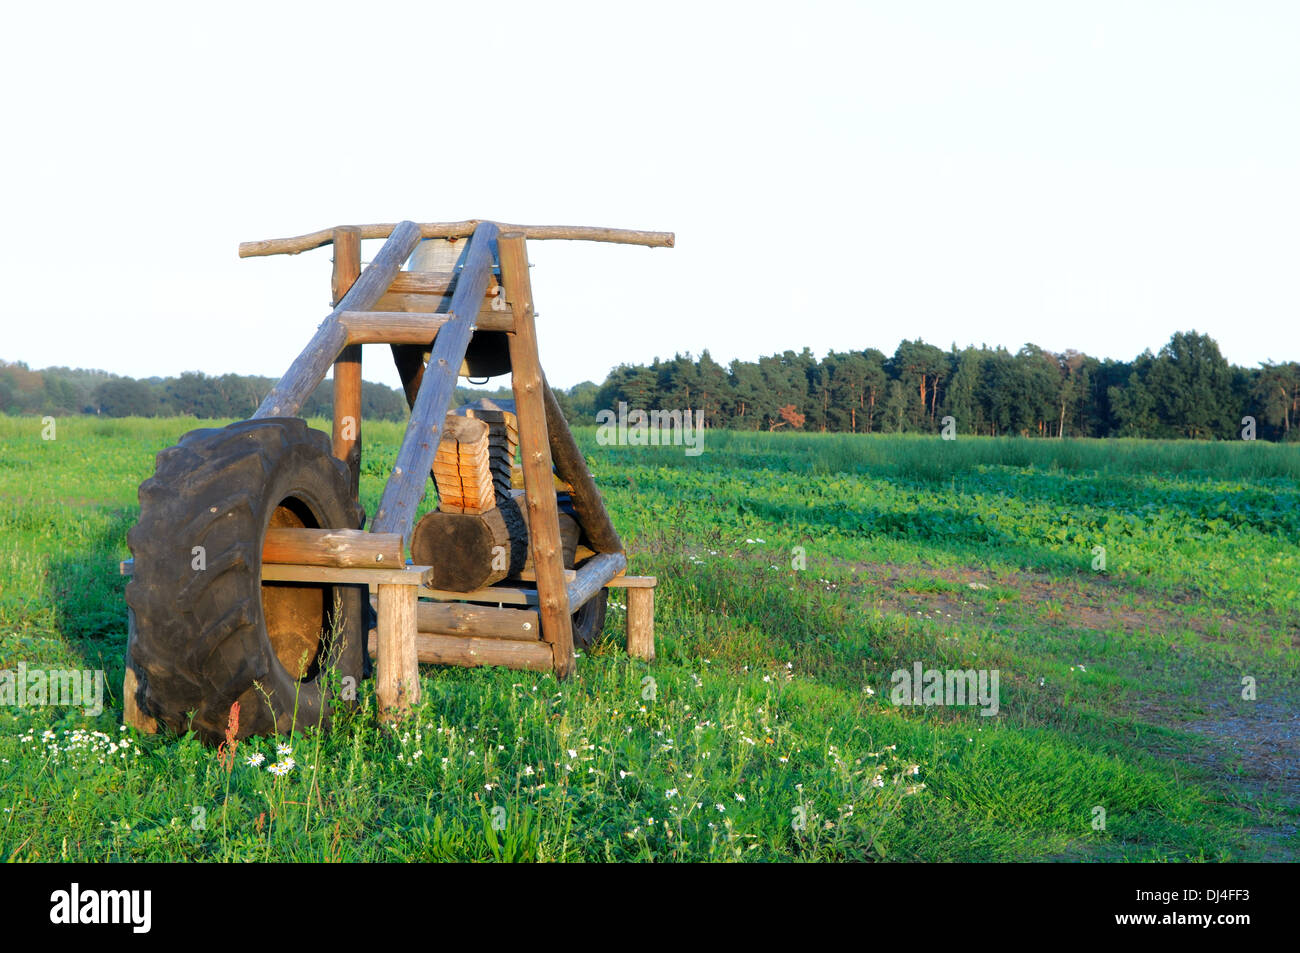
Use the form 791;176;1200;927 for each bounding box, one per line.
455;400;519;506
433;415;495;514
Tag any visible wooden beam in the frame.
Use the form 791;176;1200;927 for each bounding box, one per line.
254;220;424;418
340;310;513;345
330;226;363;497
241;221;675;257
368;630;552;670
371;223;500;542
422;585;539;606
262;528;403;568
566;551;628;611
369;630;554;671
500;232;575;677
543;379;623;553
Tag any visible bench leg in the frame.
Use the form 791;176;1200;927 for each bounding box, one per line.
376;584;420;721
626;587;655;662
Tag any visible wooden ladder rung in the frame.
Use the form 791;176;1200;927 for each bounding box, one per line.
387;270;501;296
340;310;514;345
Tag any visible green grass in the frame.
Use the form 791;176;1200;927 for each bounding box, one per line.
1;414;1297;861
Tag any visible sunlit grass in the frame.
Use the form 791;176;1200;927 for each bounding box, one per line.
0;415;1295;861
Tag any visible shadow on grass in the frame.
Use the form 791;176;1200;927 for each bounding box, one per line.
42;505;135;709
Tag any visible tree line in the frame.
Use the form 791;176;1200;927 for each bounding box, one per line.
556;330;1299;442
0;363;510;424
4;330;1298;441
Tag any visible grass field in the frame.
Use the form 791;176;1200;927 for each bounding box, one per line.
1;415;1297;861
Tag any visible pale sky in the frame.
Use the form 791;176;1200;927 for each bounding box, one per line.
2;1;1296;391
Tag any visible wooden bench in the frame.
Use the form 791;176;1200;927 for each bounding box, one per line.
120;556;657;726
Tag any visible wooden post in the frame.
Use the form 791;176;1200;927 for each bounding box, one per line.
626;588;655;661
371;223;500;542
331;226;363;498
499;232;575;677
375;583;419;721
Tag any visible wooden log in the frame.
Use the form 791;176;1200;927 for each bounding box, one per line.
261;527;403;568
368;630;554;671
376;583;419;720
254;220;424;418
241;221;675;257
626;586;655;661
567;551;628;611
500;232;575;677
330;227;363;498
543;379;623;554
341;310;513;345
409;498;578;592
371;223;500;542
414;601;541;641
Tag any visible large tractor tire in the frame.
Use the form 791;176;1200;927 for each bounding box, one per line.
125;418;366;743
571;590;608;652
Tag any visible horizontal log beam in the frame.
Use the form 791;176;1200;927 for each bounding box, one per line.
261;563;432;586
567;551;628;611
372;292;511;316
340;310;513;345
422;585;539;606
367;630;555;671
387;271;500;296
241;221;674;257
414;601;541;641
262;528;403;568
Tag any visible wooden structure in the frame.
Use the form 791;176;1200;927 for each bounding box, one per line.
124;220;670;729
